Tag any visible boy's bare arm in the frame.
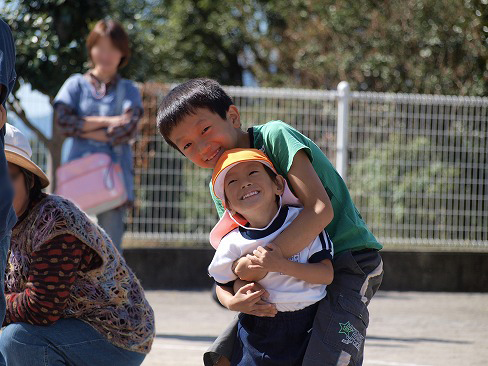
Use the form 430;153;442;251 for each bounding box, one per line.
269;150;333;258
247;244;333;285
280;259;333;285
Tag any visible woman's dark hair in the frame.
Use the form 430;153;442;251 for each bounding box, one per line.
20;167;44;201
86;19;131;68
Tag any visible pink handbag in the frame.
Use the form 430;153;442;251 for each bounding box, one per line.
56;153;127;215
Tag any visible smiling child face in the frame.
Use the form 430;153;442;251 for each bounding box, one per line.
168;107;246;169
223;161;284;227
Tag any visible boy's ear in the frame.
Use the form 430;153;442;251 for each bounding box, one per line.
227;105;241;128
274;175;286;196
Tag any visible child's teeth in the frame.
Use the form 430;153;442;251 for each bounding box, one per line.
243;191;258;199
208;148;220;161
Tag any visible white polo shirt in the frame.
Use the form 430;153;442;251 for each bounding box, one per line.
208;205;334;311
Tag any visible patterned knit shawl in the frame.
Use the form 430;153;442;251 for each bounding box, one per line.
8;194;155;354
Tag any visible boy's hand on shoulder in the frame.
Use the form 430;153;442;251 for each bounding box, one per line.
229;282;277;317
247;244;286;273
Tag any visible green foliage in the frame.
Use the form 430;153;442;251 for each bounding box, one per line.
1;0;158;185
247;0;488;95
143;0;260;85
119;0;488;94
108;0;156;82
347;132;488;241
2;0;111;97
1;0;157;95
180;160;218;234
4;0;487;95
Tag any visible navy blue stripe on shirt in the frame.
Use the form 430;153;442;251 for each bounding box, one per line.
308;231;333;263
214;280;236;287
239;205;289;240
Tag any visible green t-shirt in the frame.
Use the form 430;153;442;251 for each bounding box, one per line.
210;120;382;254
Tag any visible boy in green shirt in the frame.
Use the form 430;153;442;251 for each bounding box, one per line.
157;78;383;366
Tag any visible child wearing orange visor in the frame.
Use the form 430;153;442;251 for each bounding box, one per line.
208;148;334;366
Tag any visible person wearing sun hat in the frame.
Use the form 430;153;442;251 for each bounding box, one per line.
1;21;18;359
1;123;155;365
207;148;334;366
4;124;50;187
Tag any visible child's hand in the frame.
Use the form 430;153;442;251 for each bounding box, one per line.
0;105;6;130
246;243;286;273
233;256;268;282
228;282;277;317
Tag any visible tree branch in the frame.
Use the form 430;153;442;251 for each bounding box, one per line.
7;94;50;146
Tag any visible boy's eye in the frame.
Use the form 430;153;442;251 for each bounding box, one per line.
202;126;211;134
183;142;192;150
249;170;258;175
227;179;236;186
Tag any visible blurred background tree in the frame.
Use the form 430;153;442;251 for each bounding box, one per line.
119;0;488;95
248;0;488;95
1;0;146;187
141;0;260;85
2;0;486;194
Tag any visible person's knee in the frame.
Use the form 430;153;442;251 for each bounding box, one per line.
0;323;45;349
0;323;51;364
0;324;29;355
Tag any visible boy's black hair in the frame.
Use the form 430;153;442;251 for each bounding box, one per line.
157;78;234;151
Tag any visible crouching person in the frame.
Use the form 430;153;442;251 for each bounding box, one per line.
0;124;155;366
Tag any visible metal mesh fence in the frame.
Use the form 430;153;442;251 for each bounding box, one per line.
347;93;487;250
126;85;338;245
11;83;488;250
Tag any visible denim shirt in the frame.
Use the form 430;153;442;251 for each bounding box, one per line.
0;19;17;241
54;74;143;202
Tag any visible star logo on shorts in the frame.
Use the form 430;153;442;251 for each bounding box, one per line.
338;321;355;337
338;321;364;351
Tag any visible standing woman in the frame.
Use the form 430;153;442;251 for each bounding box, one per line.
0;124;154;365
54;19;142;252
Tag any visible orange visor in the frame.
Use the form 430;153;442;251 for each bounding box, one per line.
209;148;301;249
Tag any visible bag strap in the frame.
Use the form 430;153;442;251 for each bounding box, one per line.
114;78;126;115
107;78;127;151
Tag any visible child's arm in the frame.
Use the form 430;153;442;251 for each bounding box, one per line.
251;150;333;261
248;243;334;285
215;282;277;317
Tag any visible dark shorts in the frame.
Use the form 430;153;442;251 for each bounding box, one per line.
231;303;319;366
204;249;384;366
303;249;383;366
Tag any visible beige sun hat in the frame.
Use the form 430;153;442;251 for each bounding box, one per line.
4;123;50;188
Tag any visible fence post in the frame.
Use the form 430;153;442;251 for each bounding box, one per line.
336;81;350;182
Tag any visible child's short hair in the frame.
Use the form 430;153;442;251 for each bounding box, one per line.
157;78;234;151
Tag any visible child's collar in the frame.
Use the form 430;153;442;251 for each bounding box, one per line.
238;205;290;240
